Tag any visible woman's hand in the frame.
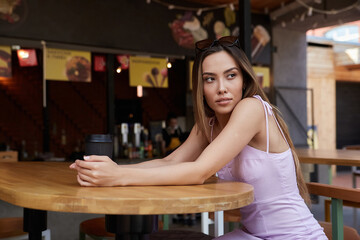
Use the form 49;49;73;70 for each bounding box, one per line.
69;155;121;187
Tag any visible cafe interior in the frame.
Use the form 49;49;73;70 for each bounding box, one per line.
1;0;360;239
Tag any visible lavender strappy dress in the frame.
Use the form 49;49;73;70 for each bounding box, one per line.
212;95;327;240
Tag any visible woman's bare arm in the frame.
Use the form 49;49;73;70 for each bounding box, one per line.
117;125;208;168
71;98;265;187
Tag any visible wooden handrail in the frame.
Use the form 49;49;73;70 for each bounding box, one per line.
306;182;360;203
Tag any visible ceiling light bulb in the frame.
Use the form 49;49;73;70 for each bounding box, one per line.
300;13;305;21
116;67;122;73
229;4;235;11
167;62;172;68
308;7;313;16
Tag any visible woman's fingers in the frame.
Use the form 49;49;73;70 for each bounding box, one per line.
70;156;118;187
75;159;100;170
83;155;111;162
77;174;95;187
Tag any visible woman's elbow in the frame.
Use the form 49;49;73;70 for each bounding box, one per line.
194;171;212;185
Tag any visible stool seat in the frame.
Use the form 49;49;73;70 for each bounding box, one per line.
150;230;212;240
0;217;25;239
80;217;114;239
319;221;360;240
0;217;51;240
209;209;241;223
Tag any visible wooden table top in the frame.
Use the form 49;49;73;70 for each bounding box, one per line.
296;148;360;166
0;162;254;215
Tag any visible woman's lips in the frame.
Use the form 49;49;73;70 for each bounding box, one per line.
216;98;232;105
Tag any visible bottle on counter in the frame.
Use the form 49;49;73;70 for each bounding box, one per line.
121;123;129;159
147;140;153;159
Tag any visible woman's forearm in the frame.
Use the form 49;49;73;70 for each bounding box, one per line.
119;157;176;169
118;161;206;186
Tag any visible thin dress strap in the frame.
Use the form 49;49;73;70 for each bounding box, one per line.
253;95;289;153
209;117;215;142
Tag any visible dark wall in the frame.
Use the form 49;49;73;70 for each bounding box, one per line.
1;0;271;64
336;81;360;148
1;0;193;56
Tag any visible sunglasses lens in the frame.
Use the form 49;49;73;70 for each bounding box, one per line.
195;36;239;55
195;39;214;51
219;36;238;46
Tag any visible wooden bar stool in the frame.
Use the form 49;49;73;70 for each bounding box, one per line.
79;217;114;240
0;217;51;240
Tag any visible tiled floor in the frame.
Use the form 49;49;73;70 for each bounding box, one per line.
167;170;360;236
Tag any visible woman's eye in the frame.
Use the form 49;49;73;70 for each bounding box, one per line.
227;73;236;79
204;77;215;83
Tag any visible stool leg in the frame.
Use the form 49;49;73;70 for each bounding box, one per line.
79;230;86;240
228;222;235;232
201;212;210;235
214;211;224;237
331;198;344;240
162;215;169;230
42;229;51;240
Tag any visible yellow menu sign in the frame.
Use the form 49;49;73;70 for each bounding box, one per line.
46;48;91;82
129;56;168;88
0;45;11;78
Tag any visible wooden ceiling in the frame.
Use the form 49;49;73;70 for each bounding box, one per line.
185;0;294;13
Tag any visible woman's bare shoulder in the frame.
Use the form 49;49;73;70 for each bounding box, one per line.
232;97;265;117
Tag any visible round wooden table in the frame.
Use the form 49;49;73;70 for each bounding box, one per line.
0;162;254;239
296;148;360;166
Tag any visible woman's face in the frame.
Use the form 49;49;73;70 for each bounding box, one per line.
202;51;244;117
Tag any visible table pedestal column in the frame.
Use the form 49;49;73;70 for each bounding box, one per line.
23;208;47;240
105;215;158;240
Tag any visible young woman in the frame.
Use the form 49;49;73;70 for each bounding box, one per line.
70;36;327;239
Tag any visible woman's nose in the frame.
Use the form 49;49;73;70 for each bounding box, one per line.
218;80;227;94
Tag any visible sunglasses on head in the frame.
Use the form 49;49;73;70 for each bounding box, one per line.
195;36;240;55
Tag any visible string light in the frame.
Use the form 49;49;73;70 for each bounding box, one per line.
116;66;122;73
149;0;237;14
307;7;313;16
300;13;305;21
275;0;360;29
296;0;359;15
229;3;235;11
